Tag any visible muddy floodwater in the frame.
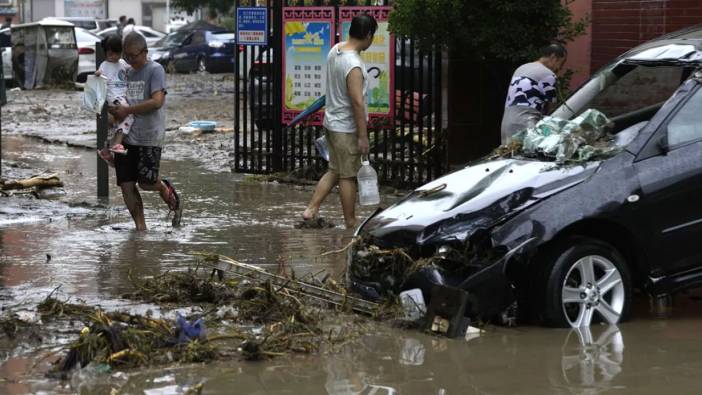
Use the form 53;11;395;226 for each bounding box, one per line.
3;75;702;394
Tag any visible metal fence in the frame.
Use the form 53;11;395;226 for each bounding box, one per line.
234;0;446;188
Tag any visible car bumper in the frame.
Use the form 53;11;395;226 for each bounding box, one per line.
346;209;536;327
206;54;235;72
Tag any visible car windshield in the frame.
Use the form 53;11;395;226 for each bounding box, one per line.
552;63;688;134
156;32;189;47
72;21;97;30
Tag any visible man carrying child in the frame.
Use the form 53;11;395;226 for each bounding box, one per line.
108;32;183;230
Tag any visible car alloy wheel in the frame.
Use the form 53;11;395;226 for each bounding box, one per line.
561;255;625;327
538;237;631;328
198;57;207;73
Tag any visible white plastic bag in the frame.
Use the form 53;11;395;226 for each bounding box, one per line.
82;75;107;114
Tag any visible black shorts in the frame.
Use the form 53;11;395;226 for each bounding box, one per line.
114;144;162;186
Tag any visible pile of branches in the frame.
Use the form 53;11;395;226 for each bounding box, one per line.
39;262;368;375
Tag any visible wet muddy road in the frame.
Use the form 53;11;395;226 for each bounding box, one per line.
4;76;702;394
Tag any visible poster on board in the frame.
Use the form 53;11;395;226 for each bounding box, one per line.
339;6;394;124
282;7;335;125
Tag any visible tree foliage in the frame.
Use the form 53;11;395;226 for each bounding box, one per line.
171;0;233;15
389;0;589;62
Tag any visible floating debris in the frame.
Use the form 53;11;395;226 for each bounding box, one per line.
1;173;64;191
40;256;376;376
295;217;336;229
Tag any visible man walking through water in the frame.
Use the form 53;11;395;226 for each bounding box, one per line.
500;43;567;144
302;14;377;229
109;32;182;231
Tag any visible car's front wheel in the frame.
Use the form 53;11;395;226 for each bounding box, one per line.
540;237;632;328
197;57;208;73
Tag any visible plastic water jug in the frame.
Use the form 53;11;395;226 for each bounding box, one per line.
357;157;380;206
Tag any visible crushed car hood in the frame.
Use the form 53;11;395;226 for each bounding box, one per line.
363;159;600;246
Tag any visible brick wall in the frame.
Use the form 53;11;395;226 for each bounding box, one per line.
591;0;702;71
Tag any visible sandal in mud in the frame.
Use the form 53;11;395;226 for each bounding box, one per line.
97;148;115;167
109;144;128;156
162;178;183;227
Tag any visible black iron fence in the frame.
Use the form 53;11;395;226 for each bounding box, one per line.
234;0;446;188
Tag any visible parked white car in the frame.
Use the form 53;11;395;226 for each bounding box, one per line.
95;25;166;46
42;17;117;33
75;27;102;87
1;27;10;81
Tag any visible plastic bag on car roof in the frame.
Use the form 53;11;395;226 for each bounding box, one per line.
82;75;107;114
508;108;616;163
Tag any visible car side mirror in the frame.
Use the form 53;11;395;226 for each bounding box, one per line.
657;133;670;153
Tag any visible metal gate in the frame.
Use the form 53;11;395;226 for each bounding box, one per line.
234;0;446;188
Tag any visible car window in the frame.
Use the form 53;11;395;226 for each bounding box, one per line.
553;65;684;121
667;88;702;146
45;28;76;48
585;66;682;118
157;32;188;46
76;21;97;30
182;34;193;46
141;29;157;38
191;32;205;45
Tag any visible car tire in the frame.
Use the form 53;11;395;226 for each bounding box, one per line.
197;57;207;73
165;61;174;74
535;237;632;328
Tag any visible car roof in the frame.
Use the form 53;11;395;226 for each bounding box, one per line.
48;17;96;21
12;20;75;28
98;25;163;34
618;25;702;64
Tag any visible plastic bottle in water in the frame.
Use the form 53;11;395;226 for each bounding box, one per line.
357;158;380;206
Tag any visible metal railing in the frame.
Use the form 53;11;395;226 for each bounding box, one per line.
234;0;447;188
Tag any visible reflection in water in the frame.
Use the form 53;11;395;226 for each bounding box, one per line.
322;325;625;395
558;325;624;392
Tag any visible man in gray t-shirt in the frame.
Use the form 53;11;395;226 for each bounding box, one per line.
109;32;182;231
500;44;567;144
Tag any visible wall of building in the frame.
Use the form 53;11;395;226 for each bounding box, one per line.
591;0;702;71
108;0;141;24
564;0;592;90
31;0;56;20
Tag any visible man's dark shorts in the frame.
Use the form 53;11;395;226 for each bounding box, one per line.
114;144;162;186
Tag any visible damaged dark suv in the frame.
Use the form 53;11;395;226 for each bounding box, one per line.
349;29;702;328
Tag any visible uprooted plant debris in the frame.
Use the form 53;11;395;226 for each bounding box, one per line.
295;217;336;229
350;232;504;295
31;257;383;378
490;108;624;164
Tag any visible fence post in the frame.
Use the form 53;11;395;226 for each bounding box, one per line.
0;48;5;179
95;45;109;199
271;0;283;171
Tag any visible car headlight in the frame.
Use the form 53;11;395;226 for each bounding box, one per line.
209;41;224;49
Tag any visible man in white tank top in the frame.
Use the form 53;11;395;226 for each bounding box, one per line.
302;14;377;229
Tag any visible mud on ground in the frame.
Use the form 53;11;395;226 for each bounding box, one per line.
2;73;237;173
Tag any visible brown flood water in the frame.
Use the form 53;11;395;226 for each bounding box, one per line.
3;134;702;395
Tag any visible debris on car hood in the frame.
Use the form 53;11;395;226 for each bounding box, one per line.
496;109;623;163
